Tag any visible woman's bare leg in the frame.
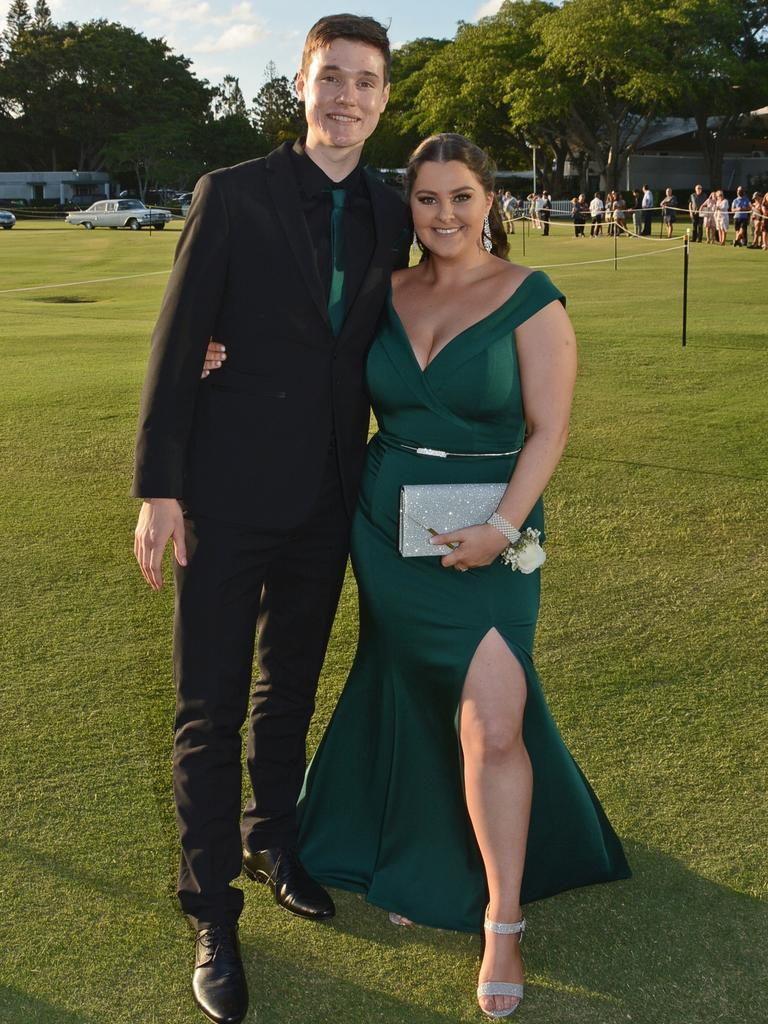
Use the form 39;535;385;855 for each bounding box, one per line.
460;629;532;1016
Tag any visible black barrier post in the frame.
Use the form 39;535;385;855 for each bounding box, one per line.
682;229;689;347
522;213;526;258
614;224;618;270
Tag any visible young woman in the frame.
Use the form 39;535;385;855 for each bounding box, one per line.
204;135;630;1019
715;190;729;245
701;192;717;244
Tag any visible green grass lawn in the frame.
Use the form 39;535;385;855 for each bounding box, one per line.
1;218;766;1024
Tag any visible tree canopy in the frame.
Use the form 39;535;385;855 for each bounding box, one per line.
0;0;765;193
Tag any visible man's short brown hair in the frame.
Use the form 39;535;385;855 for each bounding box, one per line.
302;14;391;83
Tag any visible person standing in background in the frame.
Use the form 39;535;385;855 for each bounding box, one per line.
502;190;517;234
540;190;552;235
714;189;729;244
660;187;677;238
701;191;717;243
641;184;654;235
589;192;604;236
688;184;705;242
731;186;750;247
571;194;587;236
630;188;643;236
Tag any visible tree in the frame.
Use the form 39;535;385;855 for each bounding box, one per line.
534;0;687;190
2;0;31;49
0;19;211;172
671;0;768;185
32;1;51;30
364;37;450;169
405;10;551;168
198;114;270;171
251;61;302;147
104;123;202;199
211;74;248;119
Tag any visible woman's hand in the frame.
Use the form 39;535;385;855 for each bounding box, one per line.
430;524;510;572
201;339;226;378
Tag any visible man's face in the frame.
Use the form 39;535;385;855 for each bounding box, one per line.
296;38;390;154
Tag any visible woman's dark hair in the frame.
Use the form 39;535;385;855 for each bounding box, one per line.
405;133;509;260
302;15;391;83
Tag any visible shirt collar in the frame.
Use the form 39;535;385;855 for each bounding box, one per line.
291;137;365;199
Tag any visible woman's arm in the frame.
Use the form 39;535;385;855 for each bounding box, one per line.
436;299;577;570
494;300;576;529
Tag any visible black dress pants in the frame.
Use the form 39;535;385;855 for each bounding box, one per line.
172;448;351;928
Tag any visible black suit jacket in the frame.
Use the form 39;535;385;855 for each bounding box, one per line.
132;142;412;528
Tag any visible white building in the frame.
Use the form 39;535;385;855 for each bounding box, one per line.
0;170;112;203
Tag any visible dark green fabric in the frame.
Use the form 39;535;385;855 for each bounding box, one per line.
298;271;630;932
327;188;346;335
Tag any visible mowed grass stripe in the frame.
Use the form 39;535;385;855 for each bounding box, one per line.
1;223;766;1024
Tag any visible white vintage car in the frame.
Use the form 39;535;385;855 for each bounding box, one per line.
65;199;172;230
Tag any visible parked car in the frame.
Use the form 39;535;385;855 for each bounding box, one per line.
0;210;16;229
177;192;194;216
65;199;172;230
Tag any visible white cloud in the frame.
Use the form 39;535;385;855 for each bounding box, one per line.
474;0;503;18
129;0;258;27
193;23;269;54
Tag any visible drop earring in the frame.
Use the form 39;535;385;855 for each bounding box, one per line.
483;214;493;253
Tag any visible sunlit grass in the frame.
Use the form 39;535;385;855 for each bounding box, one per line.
1;219;765;1023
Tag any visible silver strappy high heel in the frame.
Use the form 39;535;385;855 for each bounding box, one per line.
388;912;413;926
477;908;526;1018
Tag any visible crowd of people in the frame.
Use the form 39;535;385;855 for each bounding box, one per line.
498;184;768;248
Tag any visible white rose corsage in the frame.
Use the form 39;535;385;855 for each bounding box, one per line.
500;528;546;573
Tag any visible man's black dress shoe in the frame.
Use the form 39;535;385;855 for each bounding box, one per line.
242;845;335;920
192;924;248;1024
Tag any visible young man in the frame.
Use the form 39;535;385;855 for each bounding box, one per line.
132;15;411;1024
731;186;750;247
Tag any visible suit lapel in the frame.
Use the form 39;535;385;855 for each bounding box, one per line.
265;143;330;329
338;170;407;346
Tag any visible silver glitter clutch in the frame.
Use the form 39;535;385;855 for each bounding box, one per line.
399;482;507;557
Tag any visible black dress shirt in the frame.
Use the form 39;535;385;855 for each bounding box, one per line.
290;139;375;318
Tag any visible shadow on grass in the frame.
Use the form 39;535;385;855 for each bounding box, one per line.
312;839;766;1024
0;984;99;1024
0;835;144;905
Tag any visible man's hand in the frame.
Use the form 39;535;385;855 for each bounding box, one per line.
134;498;187;590
201;340;226;378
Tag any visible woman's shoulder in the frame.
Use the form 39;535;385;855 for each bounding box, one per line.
391;265;424;296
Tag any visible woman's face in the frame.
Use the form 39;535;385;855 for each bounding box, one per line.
410;160;493;258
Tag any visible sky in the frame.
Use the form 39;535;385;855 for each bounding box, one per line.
1;0;505;101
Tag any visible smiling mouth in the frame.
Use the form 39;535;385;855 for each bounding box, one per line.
433;227;462;235
327;113;360;124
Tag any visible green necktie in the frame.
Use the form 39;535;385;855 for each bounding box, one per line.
327;188;346;336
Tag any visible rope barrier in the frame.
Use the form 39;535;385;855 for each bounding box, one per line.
0;270;170;295
529;243;686;270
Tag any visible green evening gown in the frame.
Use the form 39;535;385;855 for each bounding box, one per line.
297;270;630;932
